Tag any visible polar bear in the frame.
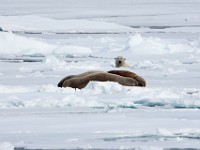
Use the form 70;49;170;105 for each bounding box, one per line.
114;56;128;68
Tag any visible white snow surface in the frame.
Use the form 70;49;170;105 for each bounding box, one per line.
1;0;200;149
0;15;133;33
0;32;92;55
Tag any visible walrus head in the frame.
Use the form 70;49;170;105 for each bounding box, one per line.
57;75;75;87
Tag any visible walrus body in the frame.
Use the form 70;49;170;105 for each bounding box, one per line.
57;71;102;87
58;70;146;89
108;70;146;87
59;71;138;89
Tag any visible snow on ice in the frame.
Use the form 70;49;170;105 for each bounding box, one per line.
0;15;133;33
1;0;200;149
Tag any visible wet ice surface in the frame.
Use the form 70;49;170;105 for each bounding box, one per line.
1;0;200;149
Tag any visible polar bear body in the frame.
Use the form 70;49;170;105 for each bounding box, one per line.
115;56;128;68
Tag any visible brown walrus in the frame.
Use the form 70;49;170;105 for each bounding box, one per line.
108;70;146;87
57;71;103;87
58;71;138;89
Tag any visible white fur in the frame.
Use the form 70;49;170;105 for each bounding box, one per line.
114;56;128;68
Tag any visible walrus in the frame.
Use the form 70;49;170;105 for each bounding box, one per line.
115;56;129;68
57;71;103;87
58;71;138;89
108;70;146;87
